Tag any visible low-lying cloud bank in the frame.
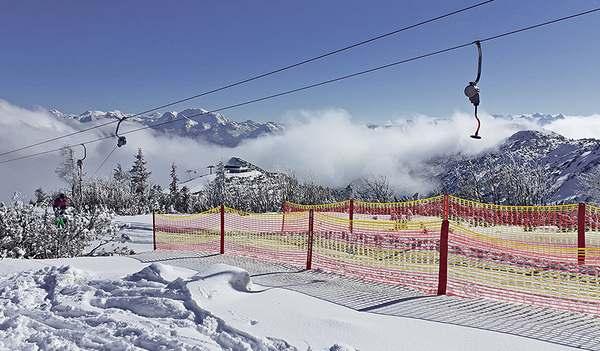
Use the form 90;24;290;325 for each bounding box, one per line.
0;99;594;204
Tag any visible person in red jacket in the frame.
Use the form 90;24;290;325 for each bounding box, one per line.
53;193;68;211
53;194;68;228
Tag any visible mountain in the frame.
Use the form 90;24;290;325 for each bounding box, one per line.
48;108;600;204
491;113;566;125
428;130;600;204
49;108;284;147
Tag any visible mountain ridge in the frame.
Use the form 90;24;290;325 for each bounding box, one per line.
49;108;600;204
429;129;600;204
49;108;284;147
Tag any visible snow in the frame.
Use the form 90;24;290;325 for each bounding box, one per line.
179;168;264;195
180;173;217;194
0;215;589;350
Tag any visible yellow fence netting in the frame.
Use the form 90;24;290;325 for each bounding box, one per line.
154;195;600;315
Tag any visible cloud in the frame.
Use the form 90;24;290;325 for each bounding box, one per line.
0;100;548;203
542;114;600;140
236;108;538;194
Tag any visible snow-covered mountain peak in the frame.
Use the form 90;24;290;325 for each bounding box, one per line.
50;107;284;147
492;113;566;125
66;110;128;123
500;130;566;159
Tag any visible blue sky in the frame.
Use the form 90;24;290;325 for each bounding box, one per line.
2;0;599;123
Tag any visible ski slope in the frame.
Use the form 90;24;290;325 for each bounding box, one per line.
0;215;598;350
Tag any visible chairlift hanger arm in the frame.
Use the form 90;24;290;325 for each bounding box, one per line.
77;143;87;168
115;117;128;147
464;41;482;139
79;143;86;161
472;41;482;85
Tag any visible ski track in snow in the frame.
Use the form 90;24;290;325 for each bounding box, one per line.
134;250;600;351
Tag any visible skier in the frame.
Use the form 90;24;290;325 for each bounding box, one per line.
53;194;68;228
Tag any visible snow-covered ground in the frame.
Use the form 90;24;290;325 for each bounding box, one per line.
0;215;591;350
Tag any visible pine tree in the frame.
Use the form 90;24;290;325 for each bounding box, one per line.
33;188;48;206
113;163;129;182
129;148;152;213
169;163;179;197
130;149;151;195
177;186;191;213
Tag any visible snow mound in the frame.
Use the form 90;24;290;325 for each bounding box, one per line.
0;262;290;350
189;263;255;299
127;262;184;283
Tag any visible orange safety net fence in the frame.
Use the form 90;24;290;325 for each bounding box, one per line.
353;196;445;222
311;212;441;294
154;207;222;253
446;223;600;315
585;204;600;261
285;196;445;222
155;195;600;316
447;196;582;263
221;207;309;267
155;207;309;267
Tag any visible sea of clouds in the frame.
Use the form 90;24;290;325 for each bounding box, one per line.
1;98;598;204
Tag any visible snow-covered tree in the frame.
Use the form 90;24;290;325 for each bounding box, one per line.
129;148;152;214
0;195;119;259
55;146;78;205
360;174;395;203
578;165;600;205
113;163;129;182
451;153;552;206
453;155;485;203
33;187;48;206
130;149;151;195
148;184;166;213
169;163;179;197
176;186;192;213
81;177;133;214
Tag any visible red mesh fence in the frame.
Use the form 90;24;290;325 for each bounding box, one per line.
221;207;309;267
311;213;442;294
155;195;600;315
154;207;222;253
446;222;600;315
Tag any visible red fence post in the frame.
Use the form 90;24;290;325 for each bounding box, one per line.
437;219;450;295
306;210;314;270
578;203;586;265
443;194;449;221
220;205;225;254
281;201;287;232
152;211;156;251
349;199;354;233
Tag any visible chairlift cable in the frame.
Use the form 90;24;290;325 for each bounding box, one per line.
104;7;600;142
92;145;119;178
0;1;496;158
0;7;599;166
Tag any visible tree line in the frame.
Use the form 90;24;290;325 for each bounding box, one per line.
4;145;600;260
37;146;600;216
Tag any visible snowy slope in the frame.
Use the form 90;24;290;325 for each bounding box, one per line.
0;257;582;351
1;215;592;350
431;129;600;203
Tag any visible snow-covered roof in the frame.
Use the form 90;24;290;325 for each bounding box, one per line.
224;157;248;170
